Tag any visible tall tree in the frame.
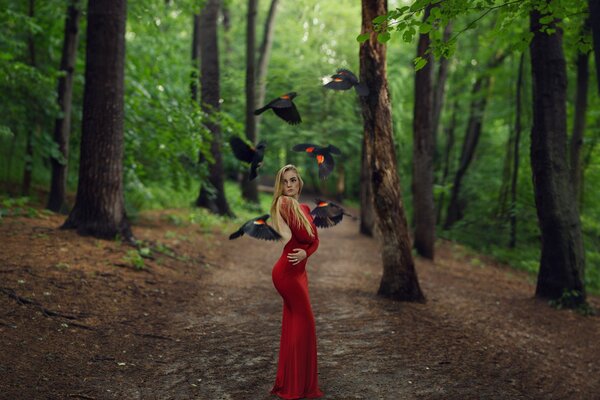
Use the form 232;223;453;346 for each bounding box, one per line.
241;0;259;203
22;0;36;197
530;8;586;305
255;0;280;116
360;0;425;302
47;0;81;213
510;53;524;248
412;5;435;259
195;0;234;217
444;53;505;229
436;99;458;224
589;0;600;93
432;23;452;152
569;29;590;207
359;135;375;236
62;0;132;240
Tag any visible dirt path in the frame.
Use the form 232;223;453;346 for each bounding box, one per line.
1;208;599;399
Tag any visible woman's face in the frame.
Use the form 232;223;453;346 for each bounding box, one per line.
282;170;300;198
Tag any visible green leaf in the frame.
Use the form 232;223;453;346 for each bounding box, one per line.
539;15;554;24
373;14;388;24
377;31;391;43
419;23;432;34
414;56;428;71
356;33;370;43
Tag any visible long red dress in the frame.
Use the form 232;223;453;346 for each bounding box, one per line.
271;198;323;399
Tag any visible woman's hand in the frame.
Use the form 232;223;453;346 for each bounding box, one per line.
287;248;307;265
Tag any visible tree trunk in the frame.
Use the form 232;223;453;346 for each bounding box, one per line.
62;0;132;241
530;9;586;305
412;6;435;259
444;53;505;229
509;52;525;248
196;0;233;217
255;0;280;114
589;0;600;93
359;137;375;236
190;14;200;101
444;76;489;228
432;22;452;159
436;99;457;224
22;0;36;197
360;0;425;302
569;51;589;208
241;0;259;202
47;0;81;213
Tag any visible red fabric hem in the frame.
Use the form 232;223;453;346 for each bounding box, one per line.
270;388;324;399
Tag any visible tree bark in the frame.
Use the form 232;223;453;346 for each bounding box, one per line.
569;51;589;208
432;22;452;158
241;0;259;202
62;0;132;241
47;0;81;213
22;0;36;197
412;6;435;259
255;0;280;114
530;9;586;305
589;0;600;93
359;136;375;236
444;53;505;229
190;14;200;101
360;0;425;302
509;52;525;248
436;99;457;224
195;0;233;217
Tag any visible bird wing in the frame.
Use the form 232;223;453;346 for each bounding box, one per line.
230;137;255;163
327;144;342;155
336;69;359;84
324;77;354;91
273;102;302;125
244;215;282;241
292;143;318;153
317;151;335;179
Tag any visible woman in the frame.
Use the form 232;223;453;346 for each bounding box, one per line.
270;164;323;399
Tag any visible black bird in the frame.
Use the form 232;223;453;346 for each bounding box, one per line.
292;143;341;179
310;199;353;228
230;136;266;181
229;214;282;241
323;68;369;97
254;92;302;125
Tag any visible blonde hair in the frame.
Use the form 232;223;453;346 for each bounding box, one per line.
270;164;315;238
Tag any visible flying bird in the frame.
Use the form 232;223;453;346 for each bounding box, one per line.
310;199;353;228
254;92;302;125
323;68;369;97
292;143;341;179
229;214;282;241
229;136;266;181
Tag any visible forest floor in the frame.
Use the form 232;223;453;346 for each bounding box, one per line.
1;200;600;400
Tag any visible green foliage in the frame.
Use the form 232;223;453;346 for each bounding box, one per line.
123;249;146;270
549;289;595;315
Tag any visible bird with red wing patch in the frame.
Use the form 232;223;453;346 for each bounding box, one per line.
292;143;341;179
229;214;282;241
229;137;266;181
254;92;302;125
310;199;353;228
323;68;369;97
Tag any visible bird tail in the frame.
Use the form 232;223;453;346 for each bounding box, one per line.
355;83;369;97
254;106;268;115
229;230;243;240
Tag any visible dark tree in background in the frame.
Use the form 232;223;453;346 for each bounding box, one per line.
412;5;435;260
241;0;259;203
62;0;132;240
47;0;81;213
529;8;586;305
360;0;425;302
195;0;233;217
